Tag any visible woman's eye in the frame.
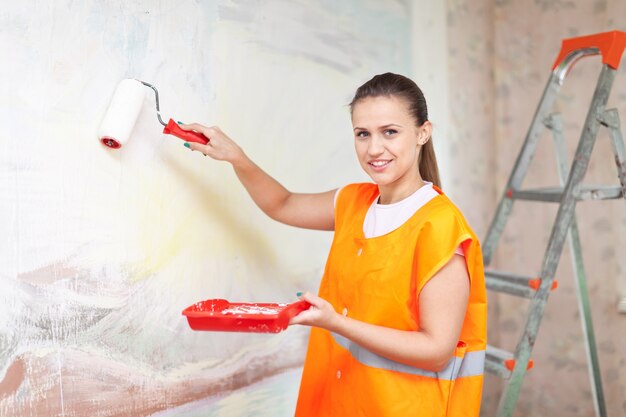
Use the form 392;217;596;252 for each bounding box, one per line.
356;131;369;138
384;129;398;136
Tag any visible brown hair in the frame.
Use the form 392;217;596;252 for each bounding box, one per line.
349;73;441;188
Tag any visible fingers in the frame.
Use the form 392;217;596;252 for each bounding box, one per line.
289;311;306;325
179;122;224;157
289;291;340;328
180;124;243;164
290;292;316;325
177;122;203;132
188;141;210;153
179;122;220;137
290;308;318;326
298;291;322;308
178;123;211;154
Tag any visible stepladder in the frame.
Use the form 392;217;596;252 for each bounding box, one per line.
483;30;626;417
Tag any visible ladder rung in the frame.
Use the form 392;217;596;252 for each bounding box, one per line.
576;184;624;200
506;185;623;202
507;187;563;202
486;345;534;379
485;270;558;298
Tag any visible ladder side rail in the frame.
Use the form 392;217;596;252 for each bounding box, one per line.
600;108;626;314
483;77;562;265
549;113;607;417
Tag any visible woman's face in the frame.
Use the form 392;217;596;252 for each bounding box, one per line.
352;95;429;190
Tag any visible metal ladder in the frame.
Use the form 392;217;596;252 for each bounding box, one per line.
483;30;626;417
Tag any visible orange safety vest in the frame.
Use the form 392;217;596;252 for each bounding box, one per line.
295;183;487;417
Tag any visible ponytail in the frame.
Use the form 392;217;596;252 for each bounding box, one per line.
418;139;441;188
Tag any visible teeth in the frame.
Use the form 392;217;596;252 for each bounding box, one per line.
370;160;390;167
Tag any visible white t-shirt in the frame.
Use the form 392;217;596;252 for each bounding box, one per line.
335;182;464;256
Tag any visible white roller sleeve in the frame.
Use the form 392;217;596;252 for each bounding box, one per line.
98;79;146;148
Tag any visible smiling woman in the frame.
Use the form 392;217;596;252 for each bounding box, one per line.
352;95;432;204
351;73;440;201
180;72;486;417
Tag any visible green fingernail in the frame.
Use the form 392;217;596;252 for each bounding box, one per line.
177;120;183;124
296;292;302;297
184;142;190;148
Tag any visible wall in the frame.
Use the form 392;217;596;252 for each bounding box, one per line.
0;1;411;416
4;1;625;416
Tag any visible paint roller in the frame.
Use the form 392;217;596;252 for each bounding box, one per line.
98;78;209;149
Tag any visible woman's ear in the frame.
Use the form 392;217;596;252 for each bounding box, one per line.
417;121;433;145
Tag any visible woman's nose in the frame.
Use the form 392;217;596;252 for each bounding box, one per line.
367;135;385;155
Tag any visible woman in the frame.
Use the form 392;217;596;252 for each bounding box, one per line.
181;73;486;417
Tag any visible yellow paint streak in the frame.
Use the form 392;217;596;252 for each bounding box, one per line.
120;147;283;283
133;215;195;283
127;172;198;282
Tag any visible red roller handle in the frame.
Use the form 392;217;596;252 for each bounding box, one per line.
552;30;626;70
163;118;209;145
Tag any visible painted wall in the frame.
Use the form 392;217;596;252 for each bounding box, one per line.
0;1;411;416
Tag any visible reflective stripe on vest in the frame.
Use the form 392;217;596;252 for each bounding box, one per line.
332;333;485;380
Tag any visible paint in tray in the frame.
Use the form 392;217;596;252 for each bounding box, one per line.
182;299;310;333
221;304;287;315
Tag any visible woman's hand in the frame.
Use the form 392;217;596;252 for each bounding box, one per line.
178;123;246;166
289;292;341;331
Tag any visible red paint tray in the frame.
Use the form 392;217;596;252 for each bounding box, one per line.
182;299;311;333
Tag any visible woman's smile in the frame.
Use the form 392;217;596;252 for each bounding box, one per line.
368;158;393;171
